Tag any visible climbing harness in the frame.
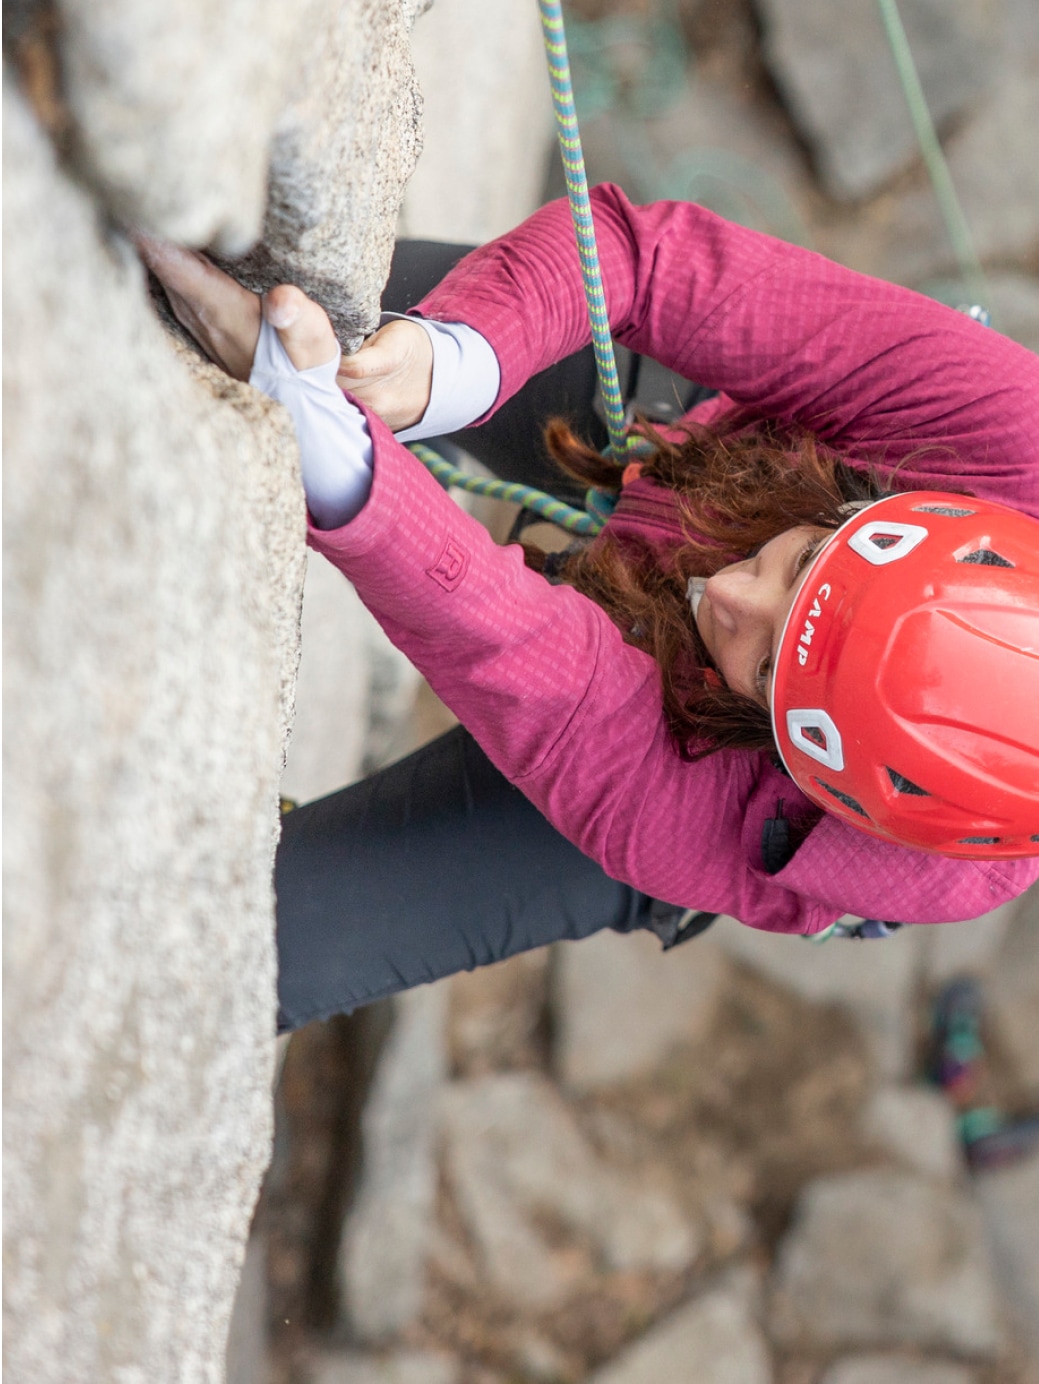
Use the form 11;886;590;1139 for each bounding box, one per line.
806;918;903;944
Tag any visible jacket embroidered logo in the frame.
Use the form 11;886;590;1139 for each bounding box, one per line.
427;537;471;592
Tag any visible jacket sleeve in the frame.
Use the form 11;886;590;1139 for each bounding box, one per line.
307;404;1039;933
416;184;1039;517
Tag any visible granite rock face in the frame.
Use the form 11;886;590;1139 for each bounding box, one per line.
399;0;553;243
820;1359;978;1384
2;77;301;1381
2;0;424;1376
339;985;449;1343
553;926;728;1091
715;915;923;1078
42;0;319;252
985;883;1039;1098
228;0;423;349
862;1085;963;1183
975;1152;1039;1361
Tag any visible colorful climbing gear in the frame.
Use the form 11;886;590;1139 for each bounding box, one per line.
929;977;1039;1172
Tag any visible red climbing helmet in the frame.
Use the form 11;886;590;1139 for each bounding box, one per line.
771;491;1039;858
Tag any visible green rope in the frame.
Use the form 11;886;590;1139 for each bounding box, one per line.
539;0;633;460
408;443;605;535
876;0;989;313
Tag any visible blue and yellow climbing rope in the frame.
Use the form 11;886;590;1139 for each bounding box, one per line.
407;0;635;535
537;0;633;461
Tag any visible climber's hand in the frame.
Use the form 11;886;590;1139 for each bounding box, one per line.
336;319;433;432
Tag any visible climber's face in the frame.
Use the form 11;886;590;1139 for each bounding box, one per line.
694;525;830;707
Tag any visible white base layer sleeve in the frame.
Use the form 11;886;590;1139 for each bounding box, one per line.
248;316;500;530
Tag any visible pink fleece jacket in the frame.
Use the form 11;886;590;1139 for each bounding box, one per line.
309;185;1039;935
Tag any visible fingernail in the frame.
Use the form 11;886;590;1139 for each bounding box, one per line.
264;296;300;330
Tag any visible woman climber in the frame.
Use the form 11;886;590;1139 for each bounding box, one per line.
138;184;1039;1033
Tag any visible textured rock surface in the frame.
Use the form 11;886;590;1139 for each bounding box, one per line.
770;1170;1003;1355
2;76;303;1382
339;985;449;1342
449;949;550;1076
984;882;1039;1097
40;0;425;341
3;0;425;1374
554;926;727;1090
587;1284;773;1384
35;0;314;251
226;1232;270;1384
757;0;995;201
809;0;1039;294
280;552;377;802
916;896;1017;987
228;0;423;349
308;1349;461;1384
440;1072;700;1309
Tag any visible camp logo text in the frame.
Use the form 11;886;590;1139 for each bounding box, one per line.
796;583;832;666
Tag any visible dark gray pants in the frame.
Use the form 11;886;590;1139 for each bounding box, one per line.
275;726;655;1031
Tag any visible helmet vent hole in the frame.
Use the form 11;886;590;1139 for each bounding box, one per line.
787;710;845;771
959;836;1000;845
957;548;1014;567
848;521;928;565
887;768;929;796
1031;834;1039;843
912;504;975;517
816;780;868;817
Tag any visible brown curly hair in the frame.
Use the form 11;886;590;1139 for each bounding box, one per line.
523;417;883;761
